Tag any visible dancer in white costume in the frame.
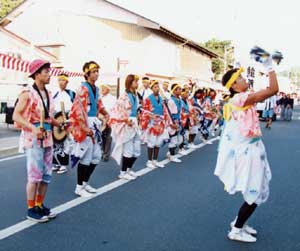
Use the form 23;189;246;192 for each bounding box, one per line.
69;61;109;198
167;83;183;163
110;74;141;180
140;80;170;169
215;56;278;243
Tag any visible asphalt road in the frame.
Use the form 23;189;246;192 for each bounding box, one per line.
0;112;299;251
0;124;20;139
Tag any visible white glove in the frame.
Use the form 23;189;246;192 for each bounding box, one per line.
262;55;274;73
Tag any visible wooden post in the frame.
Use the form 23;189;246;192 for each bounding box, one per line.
117;57;120;98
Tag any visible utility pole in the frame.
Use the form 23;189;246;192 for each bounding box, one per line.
117;57;120;98
224;45;227;74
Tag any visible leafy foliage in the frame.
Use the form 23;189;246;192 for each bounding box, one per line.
0;0;25;20
202;39;234;80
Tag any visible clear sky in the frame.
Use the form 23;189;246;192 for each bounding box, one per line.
112;0;299;70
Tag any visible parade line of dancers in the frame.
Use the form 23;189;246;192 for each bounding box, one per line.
13;55;278;243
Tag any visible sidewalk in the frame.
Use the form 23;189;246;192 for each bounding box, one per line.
0;123;20;157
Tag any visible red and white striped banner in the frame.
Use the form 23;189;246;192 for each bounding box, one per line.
0;53;30;73
0;53;83;78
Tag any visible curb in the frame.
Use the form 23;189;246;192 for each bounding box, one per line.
0;147;19;158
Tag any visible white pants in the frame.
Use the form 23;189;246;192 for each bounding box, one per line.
190;125;199;135
182;130;189;144
146;134;165;148
123;132;141;158
168;133;183;148
79;137;102;166
123;133;141;158
144;128;169;148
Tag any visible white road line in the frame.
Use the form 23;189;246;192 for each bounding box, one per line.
0;137;219;241
0;154;25;163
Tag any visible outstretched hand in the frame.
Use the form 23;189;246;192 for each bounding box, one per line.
262;55;274;73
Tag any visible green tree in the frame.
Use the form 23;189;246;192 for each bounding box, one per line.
0;0;25;20
203;39;234;80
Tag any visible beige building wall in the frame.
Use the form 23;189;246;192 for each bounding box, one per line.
179;46;213;82
1;0;214;104
58;16;212;91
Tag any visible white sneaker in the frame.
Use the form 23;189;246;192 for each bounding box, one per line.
228;228;257;243
75;185;93;198
52;165;60;171
57;165;68;174
178;149;189;156
118;172;135;180
188;143;198;149
204;139;213;144
83;183;97;193
230;218;257;235
127;170;139;178
153;160;165;168
211;131;216;137
166;151;171;158
146;160;156;169
200;135;208;143
170;156;182;163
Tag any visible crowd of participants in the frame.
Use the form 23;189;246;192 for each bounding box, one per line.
14;58;294;224
13;59;229;222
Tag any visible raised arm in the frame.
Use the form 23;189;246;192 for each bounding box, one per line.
244;72;278;106
244;56;279;107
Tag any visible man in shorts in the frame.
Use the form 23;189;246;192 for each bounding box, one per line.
263;95;276;129
13;59;61;222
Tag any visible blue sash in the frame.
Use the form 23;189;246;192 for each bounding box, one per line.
203;96;212;106
128;92;138;117
82;82;99;117
66;89;75;102
171;96;181;121
33;122;52;131
181;99;189;113
193;97;201;108
250;137;261;144
148;94;163;116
